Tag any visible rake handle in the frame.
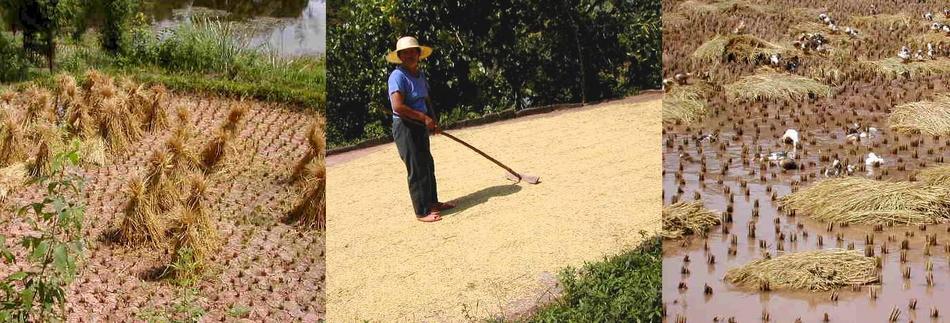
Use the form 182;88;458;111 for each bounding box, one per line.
401;117;521;179
438;131;522;180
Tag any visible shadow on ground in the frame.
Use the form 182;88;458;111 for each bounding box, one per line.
442;184;523;216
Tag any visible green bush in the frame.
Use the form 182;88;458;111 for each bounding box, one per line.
0;32;30;82
528;234;662;322
327;0;661;147
0;145;86;322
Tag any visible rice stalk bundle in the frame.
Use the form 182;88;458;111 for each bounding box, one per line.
888;96;950;135
199;129;231;173
175;174;220;266
725;249;879;291
0;116;27;166
119;176;166;247
83;70;116;102
919;164;950;187
725;73;831;101
851;14;913;30
56;74;79;106
0;163;27;202
663;85;708;125
220;103;249;136
0;91;15;104
290;115;328;182
143;84;169;132
285;168;326;231
144;150;181;212
780;177;950;225
78;137;107;166
166;127;200;182
692;34;789;64
65;102;99;139
677;0;771;15
22;87;55;126
863;58;950;78
27;142;51;178
662;201;721;239
98;97;142;152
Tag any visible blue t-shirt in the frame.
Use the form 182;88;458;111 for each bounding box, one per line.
388;66;429;119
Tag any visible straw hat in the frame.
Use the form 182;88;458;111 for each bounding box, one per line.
386;36;433;64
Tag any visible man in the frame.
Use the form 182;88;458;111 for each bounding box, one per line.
386;36;455;222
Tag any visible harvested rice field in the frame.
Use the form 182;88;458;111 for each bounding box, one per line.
0;71;325;321
325;95;661;321
663;0;950;321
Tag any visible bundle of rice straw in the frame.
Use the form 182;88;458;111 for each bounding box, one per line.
0;115;27;166
919;164;950;187
863;58;950;78
174;174;220;265
0;163;27;202
780;177;950;225
692;34;789;64
725;73;831;101
663;85;708;125
290;114;327;182
851;14;913;30
285;166;327;231
677;0;771;15
725;249;879;291
662;201;721;239
888;95;950;135
119;176;166;247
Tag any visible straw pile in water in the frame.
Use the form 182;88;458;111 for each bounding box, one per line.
677;0;771;15
919;164;950;187
662;201;720;239
780;177;950;225
725;73;831;101
888;95;950;135
851;14;913;30
663;85;708;125
725;249;879;291
692;34;789;64
863;58;950;78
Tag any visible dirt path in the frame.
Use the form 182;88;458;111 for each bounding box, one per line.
325;96;661;321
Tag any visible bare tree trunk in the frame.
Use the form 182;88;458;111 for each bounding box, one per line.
569;6;587;103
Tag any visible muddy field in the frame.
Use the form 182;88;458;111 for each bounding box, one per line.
0;73;324;321
663;0;950;321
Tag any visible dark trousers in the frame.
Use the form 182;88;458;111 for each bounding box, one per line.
392;118;438;216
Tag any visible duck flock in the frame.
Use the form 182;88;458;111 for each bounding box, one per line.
662;0;950;321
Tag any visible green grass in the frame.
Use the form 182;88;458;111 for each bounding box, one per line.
3;20;324;110
524;234;661;323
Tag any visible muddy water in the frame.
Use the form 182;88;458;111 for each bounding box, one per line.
662;76;950;321
144;0;325;57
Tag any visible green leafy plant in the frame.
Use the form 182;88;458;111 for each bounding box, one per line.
0;142;85;322
528;233;662;322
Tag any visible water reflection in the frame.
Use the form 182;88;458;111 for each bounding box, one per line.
145;0;324;57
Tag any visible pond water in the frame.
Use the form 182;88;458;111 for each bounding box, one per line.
143;0;325;57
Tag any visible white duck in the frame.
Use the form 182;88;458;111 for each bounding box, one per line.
824;159;843;177
898;46;912;62
931;22;943;31
865;153;885;167
770;53;781;66
927;43;935;59
925;12;934;21
845;27;859;38
781;129;800;146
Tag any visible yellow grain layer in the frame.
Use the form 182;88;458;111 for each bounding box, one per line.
326;99;662;321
